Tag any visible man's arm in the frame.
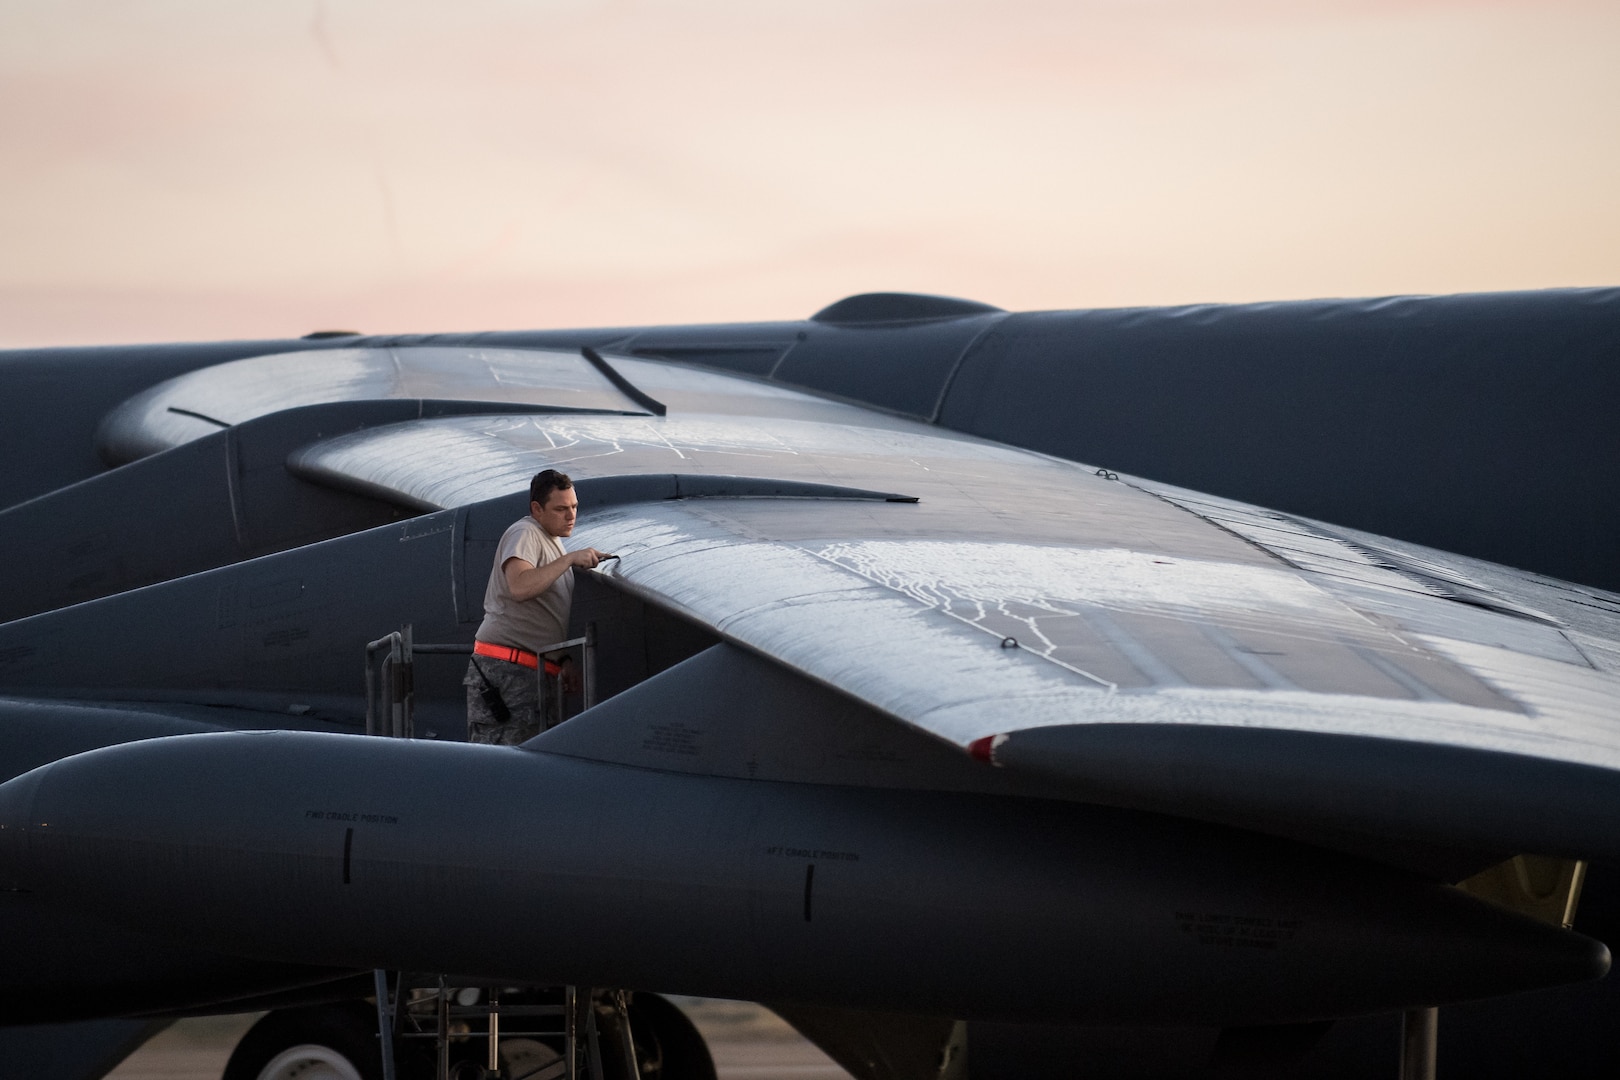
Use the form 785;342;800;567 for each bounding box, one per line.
502;548;607;601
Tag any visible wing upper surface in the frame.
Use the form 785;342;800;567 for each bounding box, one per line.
95;346;656;464
283;359;1620;788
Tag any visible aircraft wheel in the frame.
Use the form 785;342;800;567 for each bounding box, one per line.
222;1003;383;1080
628;994;716;1080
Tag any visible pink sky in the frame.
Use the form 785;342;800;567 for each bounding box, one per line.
1;0;1616;346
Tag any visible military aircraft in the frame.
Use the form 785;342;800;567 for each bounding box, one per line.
0;287;1618;1080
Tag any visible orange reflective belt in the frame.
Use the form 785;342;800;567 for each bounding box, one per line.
473;640;564;676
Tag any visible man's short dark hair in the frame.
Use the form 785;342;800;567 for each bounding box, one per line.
530;469;573;507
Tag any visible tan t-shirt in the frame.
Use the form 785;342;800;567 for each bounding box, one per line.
475;516;572;654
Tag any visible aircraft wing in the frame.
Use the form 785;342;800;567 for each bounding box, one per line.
268;353;1620;873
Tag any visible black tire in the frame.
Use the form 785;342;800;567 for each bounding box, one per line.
628;994;717;1080
223;1003;384;1080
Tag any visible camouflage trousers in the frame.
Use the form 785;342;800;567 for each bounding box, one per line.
463;656;560;745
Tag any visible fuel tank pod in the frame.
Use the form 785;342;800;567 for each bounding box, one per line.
0;730;1607;1026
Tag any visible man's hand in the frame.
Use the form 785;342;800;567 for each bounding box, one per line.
560;656;582;695
504;547;609;600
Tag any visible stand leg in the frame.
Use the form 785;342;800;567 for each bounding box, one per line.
488;986;501;1078
565;986;579;1080
1400;1007;1438;1080
585;990;605;1080
373;970;398;1080
438;977;451;1080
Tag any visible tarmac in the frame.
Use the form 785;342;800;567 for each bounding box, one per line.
104;998;850;1080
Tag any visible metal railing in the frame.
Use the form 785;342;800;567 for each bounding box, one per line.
365;623;599;738
373;974;638;1080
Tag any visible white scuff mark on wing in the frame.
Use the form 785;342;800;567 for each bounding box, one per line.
503;415;810;463
813;540;1390;652
526;415;1013;466
295;411;1069;513
533;446;629;470
800;544;1118;690
476;417;625;470
637;418;688;461
813;542;1327;617
751;423;803;457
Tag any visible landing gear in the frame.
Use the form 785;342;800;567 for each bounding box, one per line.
223;1003;383;1080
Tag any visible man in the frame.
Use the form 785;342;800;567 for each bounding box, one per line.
464;469;607;744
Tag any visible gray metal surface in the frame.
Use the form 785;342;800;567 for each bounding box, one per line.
96;346;653;464
0;401;425;622
279;397;1620;774
0;729;1606;1026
